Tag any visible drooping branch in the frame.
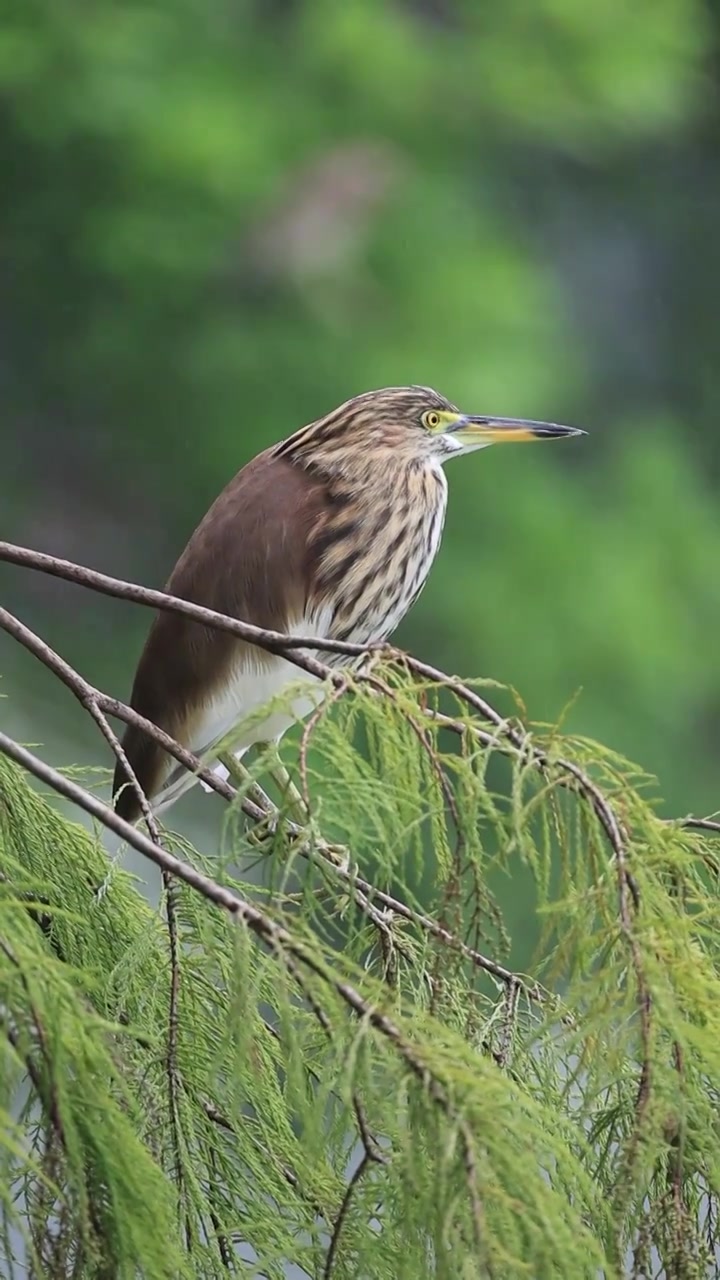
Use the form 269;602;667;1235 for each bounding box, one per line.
0;601;550;1006
3;541;719;1270
0;726;490;1262
0;605;240;810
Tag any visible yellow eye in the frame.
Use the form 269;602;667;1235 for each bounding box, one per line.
424;411;441;430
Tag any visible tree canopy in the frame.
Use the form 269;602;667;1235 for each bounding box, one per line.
2;651;720;1277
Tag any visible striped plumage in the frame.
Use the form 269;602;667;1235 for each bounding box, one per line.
113;386;582;821
275;389;450;649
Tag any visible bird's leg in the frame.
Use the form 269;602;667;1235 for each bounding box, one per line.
217;747;306;840
219;747;355;883
257;741;309;826
215;751;283;852
217;751;276;820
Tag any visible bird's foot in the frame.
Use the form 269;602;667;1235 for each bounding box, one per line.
216;751;275;813
254;743;309;827
217;748;308;849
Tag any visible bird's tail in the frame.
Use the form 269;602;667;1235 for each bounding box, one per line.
152;751;244;815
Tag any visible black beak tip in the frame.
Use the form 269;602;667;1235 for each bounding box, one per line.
534;423;587;439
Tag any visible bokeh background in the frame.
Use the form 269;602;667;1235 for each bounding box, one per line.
2;0;720;871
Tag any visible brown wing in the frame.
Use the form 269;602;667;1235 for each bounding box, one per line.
113;450;330;822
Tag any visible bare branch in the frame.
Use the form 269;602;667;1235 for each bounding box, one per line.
666;815;720;837
0;605;242;811
0;539;364;677
5;540;712;851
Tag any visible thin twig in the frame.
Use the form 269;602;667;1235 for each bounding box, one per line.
297;837;551;1004
162;873;187;1244
408;674;654;1191
366;671;461;833
665;815;720;837
0;540;365;676
667;1040;687;1277
299;674;351;810
203;1100;330;1226
496;979;520;1070
0;939;65;1146
417;697;632;893
323;1150;373;1279
352;1096;387;1167
207;1146;234;1270
1;950;119;1271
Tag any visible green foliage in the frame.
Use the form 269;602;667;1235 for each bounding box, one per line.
2;668;720;1277
3;0;720;836
2;5;720;1266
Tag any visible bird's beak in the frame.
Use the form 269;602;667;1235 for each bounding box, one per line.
445;415;586;450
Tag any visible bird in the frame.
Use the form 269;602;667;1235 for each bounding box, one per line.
113;386;584;822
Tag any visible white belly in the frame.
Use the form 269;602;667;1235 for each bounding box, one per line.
190;657;322;795
153;616;330;814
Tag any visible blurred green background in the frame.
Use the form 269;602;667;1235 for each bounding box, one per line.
2;0;719;842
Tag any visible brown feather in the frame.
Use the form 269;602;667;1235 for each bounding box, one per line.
113;451;330;820
114;386;458;822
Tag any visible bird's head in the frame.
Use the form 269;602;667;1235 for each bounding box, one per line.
347;386;585;459
275;385;585;473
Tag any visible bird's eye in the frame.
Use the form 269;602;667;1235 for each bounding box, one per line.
424;411;441;429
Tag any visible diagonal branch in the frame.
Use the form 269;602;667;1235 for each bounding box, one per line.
0;539;364;677
4;540;719;1267
0;604;240;810
0;604;547;1007
0;729;489;1259
2;540;716;843
323;1144;382;1280
0;607;189;1233
5;539;718;1206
